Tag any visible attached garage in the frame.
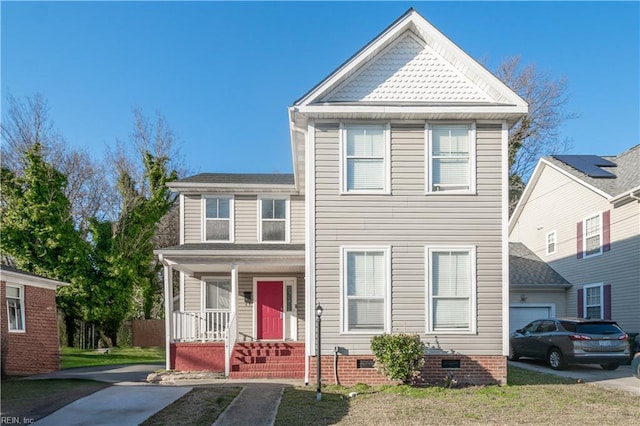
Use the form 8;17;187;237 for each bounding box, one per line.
509;304;553;334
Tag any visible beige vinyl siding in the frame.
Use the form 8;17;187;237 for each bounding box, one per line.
509;290;569;317
290;195;305;244
313;122;504;355
183;275;202;311
184;195;202;243
510;165;640;333
234;195;258;243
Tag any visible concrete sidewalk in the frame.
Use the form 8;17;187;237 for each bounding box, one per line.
212;383;287;426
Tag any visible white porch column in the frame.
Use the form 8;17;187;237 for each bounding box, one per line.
230;264;238;318
163;262;173;370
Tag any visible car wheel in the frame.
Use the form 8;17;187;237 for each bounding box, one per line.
600;363;619;370
508;344;519;361
547;348;565;370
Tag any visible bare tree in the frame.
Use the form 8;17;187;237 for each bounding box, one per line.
494;57;578;212
1;94;110;234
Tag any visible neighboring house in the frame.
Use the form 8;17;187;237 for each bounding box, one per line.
509;145;640;336
0;265;68;376
156;8;528;386
508;242;572;333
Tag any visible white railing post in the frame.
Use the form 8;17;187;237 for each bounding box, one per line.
163;262;173;371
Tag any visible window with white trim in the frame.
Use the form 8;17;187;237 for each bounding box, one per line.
341;123;390;193
546;231;557;255
584;213;602;257
341;248;389;332
204;279;231;310
426;247;476;332
6;285;25;332
584;284;603;319
203;197;232;242
427;124;475;193
259;197;288;242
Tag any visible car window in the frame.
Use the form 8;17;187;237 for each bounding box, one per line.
538;320;557;333
523;321;542;333
560;321;576;332
575;323;623;335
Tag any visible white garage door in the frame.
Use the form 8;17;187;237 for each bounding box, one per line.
510;306;551;334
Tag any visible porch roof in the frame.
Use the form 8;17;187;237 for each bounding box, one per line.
156;243;305;274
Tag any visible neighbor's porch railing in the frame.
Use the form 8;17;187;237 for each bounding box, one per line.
172;310;230;342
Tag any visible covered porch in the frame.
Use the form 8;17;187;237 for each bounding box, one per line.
157;244;306;378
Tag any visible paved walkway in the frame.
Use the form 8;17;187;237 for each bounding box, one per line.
212;383;286;426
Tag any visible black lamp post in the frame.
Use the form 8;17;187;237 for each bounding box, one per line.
315;303;323;401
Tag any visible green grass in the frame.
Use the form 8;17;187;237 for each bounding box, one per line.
274;366;640;425
60;346;165;369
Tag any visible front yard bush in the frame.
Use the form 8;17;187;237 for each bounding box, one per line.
371;333;425;384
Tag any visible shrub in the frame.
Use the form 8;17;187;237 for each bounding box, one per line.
371;333;425;384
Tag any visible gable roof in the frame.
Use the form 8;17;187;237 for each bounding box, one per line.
292;8;527;122
0;265;69;289
509;243;571;289
510;144;640;230
168;173;297;193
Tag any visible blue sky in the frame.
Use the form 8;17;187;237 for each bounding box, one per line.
2;1;638;176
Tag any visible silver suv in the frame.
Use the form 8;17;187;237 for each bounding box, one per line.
509;318;630;370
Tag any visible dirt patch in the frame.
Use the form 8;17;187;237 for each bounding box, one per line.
141;386;241;426
1;378;110;421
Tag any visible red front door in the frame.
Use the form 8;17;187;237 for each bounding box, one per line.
257;281;283;340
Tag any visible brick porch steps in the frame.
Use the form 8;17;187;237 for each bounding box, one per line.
229;342;305;379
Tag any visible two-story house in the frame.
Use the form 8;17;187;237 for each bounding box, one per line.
156;8;528;386
509;146;640;337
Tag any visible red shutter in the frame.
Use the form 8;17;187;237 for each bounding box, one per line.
577;288;584;318
602;210;611;252
576;221;583;259
603;284;612;320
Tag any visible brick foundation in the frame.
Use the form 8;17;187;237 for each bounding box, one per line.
170;342;225;371
308;354;506;387
1;283;60;376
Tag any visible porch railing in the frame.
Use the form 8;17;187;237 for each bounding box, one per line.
224;312;237;377
172;310;230;342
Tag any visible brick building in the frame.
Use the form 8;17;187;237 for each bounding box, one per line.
1;265;68;376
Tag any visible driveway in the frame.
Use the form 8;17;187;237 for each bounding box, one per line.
509;359;640;395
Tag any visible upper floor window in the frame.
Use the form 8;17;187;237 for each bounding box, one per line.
259;197;288;242
426;246;476;333
577;211;611;259
6;285;25;332
546;231;557;255
426;123;475;194
341;247;390;333
341;123;390;193
203;197;233;242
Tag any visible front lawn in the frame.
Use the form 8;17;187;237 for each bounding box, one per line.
274;366;640;425
60;346;165;369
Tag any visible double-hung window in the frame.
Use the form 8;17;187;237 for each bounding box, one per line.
204;196;233;242
204;279;231;310
426;247;476;333
584;213;602;257
259;197;288;242
341;247;390;333
427;123;475;193
341;123;390;193
583;284;603;319
6;285;25;332
546;231;557;255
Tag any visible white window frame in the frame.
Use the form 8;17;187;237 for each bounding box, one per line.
201;277;232;311
582;212;602;258
425;246;477;334
202;196;234;242
425;122;476;194
339;122;391;194
546;230;557;255
6;284;25;333
340;246;391;334
258;195;290;243
583;283;603;319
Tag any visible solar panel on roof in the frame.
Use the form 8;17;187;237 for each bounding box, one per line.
552;155;617;178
